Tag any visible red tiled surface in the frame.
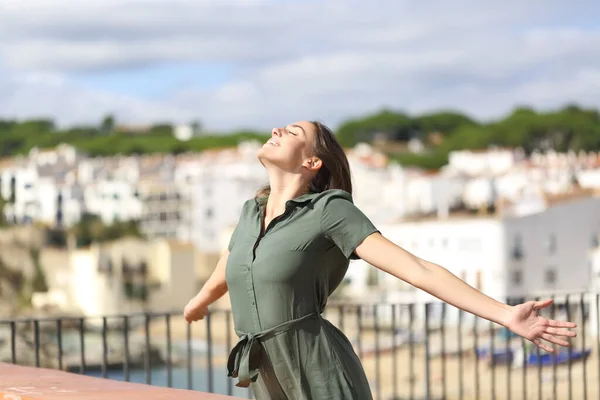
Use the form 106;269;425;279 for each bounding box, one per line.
0;363;243;400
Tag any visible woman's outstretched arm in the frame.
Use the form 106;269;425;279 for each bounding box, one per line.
354;232;577;352
183;250;229;323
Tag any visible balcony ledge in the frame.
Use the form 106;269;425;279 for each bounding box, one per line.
0;363;242;400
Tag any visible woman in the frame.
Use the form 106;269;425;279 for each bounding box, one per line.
184;120;577;399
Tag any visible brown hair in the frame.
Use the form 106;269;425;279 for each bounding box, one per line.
256;121;352;198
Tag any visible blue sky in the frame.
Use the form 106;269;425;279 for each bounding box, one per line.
74;62;234;99
1;0;600;132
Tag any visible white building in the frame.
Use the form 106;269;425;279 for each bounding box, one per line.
84;179;143;225
35;180;84;227
171;142;268;253
139;181;191;241
348;145;407;224
69;237;197;316
448;148;525;177
346;144;466;223
588;246;600;335
404;170;465;217
188;161;267;253
1;144;84;226
346;194;600;325
577;167;600;190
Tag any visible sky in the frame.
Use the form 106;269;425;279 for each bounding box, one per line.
1;0;600;132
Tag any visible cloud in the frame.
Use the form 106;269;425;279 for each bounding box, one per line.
1;0;600;130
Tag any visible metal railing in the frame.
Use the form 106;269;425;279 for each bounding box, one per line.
0;292;597;400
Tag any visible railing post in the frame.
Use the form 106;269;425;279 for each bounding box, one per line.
123;315;130;382
424;303;431;400
34;319;40;368
373;304;380;400
186;320;193;390
10;321;16;364
79;318;86;374
56;319;63;371
166;313;173;388
206;312;213;393
102;316;108;378
580;293;587;400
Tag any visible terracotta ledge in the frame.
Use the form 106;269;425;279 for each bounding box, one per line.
0;363;242;400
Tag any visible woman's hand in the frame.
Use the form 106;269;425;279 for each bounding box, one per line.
183;250;230;324
183;296;210;324
503;299;577;352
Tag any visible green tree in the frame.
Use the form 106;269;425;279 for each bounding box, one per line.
69;214;142;247
414;110;477;135
149;123;173;136
3;105;600;163
100;114;116;135
337;110;414;146
190;120;202;135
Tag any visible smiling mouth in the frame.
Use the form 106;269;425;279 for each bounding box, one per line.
266;139;280;146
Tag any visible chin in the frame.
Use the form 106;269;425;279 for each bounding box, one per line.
256;148;272;167
257;152;286;170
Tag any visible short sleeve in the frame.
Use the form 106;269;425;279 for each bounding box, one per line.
227;224;238;252
320;191;379;259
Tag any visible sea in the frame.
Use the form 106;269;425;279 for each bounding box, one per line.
85;366;252;398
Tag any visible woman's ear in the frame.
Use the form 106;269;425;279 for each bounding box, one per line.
305;157;322;172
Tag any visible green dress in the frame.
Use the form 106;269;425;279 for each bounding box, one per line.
225;189;380;399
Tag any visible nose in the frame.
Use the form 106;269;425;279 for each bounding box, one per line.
271;128;282;137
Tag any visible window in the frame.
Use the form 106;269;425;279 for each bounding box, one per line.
511;233;524;260
159;212;167;221
591;233;599;249
545;268;557;286
546;234;557;255
206;208;213;219
511;270;523;285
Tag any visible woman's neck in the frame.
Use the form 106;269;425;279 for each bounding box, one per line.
264;170;309;219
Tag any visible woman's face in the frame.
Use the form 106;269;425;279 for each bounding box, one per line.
257;121;319;173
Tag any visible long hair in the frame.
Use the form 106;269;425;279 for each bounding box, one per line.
256;121;352;198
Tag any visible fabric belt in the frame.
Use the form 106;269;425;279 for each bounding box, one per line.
227;312;319;387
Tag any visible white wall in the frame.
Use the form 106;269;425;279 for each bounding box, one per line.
577;168;600;189
86;179;142;225
69;250;122;316
379;218;506;298
148;241;197;311
448;149;519;177
503;196;600;297
189;161;267;252
344;196;600;326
